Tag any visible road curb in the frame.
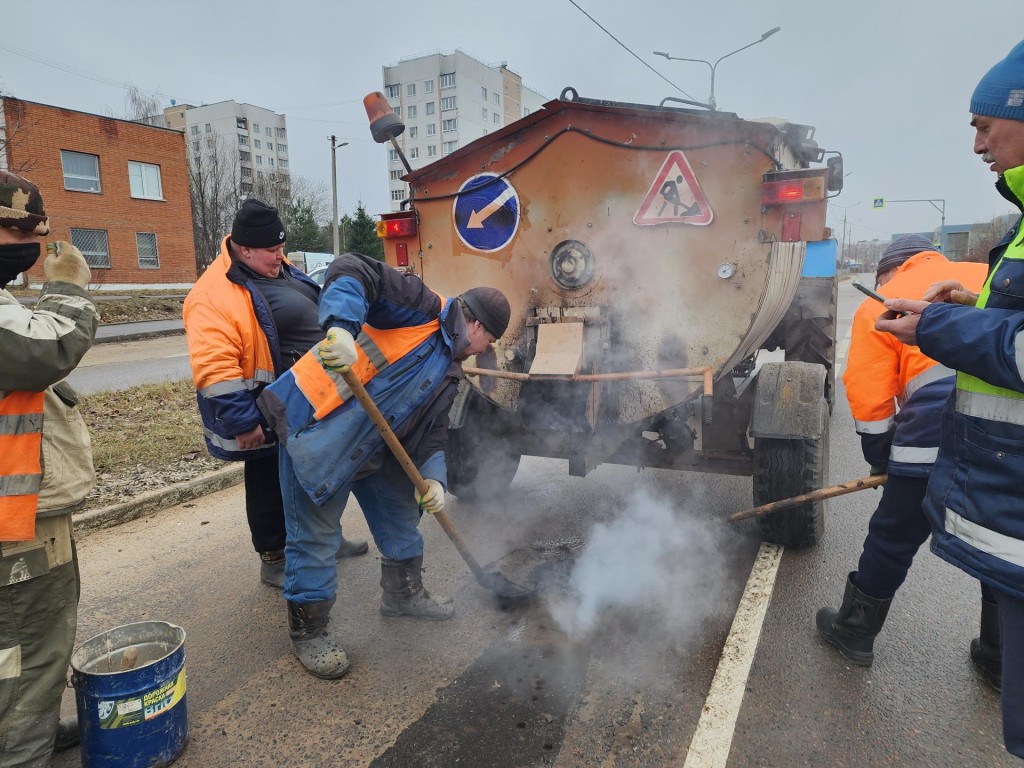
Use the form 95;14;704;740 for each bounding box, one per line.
95;327;185;344
73;464;244;537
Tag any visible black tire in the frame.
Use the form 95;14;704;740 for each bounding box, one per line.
784;278;838;412
752;402;829;548
447;389;521;501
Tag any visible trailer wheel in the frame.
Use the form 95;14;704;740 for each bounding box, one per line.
447;389;521;501
752;402;829;548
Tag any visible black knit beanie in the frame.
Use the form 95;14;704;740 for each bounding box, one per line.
460;287;511;338
231;199;286;248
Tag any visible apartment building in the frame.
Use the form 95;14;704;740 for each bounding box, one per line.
163;100;290;204
0;97;196;286
381;50;547;210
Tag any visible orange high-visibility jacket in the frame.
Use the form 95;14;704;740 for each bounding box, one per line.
843;251;987;475
0;390;44;540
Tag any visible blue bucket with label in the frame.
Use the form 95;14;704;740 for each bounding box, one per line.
70;621;188;768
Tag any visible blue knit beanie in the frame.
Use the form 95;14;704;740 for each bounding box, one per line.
971;39;1024;120
876;234;935;278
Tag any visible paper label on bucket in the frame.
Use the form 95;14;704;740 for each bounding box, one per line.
96;669;186;729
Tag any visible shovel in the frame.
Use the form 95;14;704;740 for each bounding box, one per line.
728;473;887;522
338;367;536;609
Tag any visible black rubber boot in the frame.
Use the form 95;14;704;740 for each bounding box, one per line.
52;715;80;753
380;556;454;621
287;599;351;679
336;536;369;559
971;599;1002;692
816;572;892;666
260;549;285;588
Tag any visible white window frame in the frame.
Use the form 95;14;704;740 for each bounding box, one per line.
60;150;101;193
410;147;419;159
407;105;417;118
136;232;159;269
440;73;455;89
441;96;456;111
70;227;110;268
391;188;405;201
426;123;436;136
424;79;434;93
409;126;418;138
386;84;400;98
427;145;437;157
128;161;163;200
443;140;458;155
407;83;416;97
442;118;457;133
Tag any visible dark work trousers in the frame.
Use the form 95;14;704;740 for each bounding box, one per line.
853;473;932;600
244;452;286;554
995;589;1024;758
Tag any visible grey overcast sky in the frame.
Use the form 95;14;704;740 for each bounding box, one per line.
2;0;1021;244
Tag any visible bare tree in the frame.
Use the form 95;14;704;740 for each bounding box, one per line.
0;96;37;174
188;134;241;272
287;175;332;225
968;213;1017;262
122;84;165;126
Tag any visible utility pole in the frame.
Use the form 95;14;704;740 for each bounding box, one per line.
330;136;349;258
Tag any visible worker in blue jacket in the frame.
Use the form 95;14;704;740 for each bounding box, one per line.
878;39;1024;760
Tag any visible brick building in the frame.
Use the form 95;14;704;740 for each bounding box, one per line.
0;97;196;287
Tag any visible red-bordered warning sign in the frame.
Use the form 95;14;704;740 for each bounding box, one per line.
633;150;713;226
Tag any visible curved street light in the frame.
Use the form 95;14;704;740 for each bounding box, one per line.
331;136;349;257
654;27;781;111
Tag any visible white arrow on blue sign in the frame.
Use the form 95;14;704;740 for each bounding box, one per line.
453;173;520;252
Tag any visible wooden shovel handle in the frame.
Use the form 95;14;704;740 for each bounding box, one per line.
729;474;887;522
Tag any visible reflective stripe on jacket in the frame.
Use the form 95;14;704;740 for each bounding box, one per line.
916;162;1024;599
843;252;986;476
0;391;44;541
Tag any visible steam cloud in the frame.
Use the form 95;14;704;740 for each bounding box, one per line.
545;486;726;647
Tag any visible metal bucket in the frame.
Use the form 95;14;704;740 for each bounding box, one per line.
70;621;188;768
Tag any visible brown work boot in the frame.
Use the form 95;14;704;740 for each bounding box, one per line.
380;556;453;621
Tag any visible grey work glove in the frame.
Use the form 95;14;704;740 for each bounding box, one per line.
44;241;91;288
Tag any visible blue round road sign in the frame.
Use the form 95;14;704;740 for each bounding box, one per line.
453;173;520;252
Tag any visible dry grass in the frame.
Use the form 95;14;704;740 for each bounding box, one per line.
78;378;225;509
94;296;184;324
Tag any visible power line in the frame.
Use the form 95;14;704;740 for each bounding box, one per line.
567;0;695;101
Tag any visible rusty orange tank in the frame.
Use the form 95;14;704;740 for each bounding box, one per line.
368;88;843;548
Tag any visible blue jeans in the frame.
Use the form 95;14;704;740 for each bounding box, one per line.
280;449;424;604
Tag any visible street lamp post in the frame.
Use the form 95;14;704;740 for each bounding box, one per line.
653;27;780;111
830;200;862;265
330;135;349;258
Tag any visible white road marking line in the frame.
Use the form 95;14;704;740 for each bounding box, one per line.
681;542;784;768
835;327;852;378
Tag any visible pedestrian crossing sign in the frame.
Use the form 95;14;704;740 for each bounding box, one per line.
872;198;885;209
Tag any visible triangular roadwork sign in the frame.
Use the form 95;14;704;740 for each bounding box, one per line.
633;150;713;226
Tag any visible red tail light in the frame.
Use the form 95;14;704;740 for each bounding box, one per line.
762;176;825;205
376;213;417;239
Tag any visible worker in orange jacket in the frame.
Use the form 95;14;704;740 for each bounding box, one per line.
817;235;991;673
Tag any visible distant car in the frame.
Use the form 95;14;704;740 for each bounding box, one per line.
307;266;327;287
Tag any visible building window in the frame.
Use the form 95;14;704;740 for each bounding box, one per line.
236;117;247;129
268;157;275;167
409;126;418;138
410;147;419;159
424;79;434;93
254;139;261;149
426;123;436;136
407;105;417;118
493;112;500;124
440;73;455;89
482;107;488;119
493;92;500;105
388;149;399;162
407;83;416;97
390;169;403;180
481;86;488;100
239;150;251;162
442;118;457;133
391;189;405;202
524;108;530;116
239;135;249;146
386;84;400;98
265;127;272;137
276;127;286;139
441;96;456;111
425;102;435;115
427;145;437;157
204;123;212;133
241;182;252;195
190;125;199;135
128;161;163;200
395;106;401;118
255;155;263;165
443;140;458;155
70;228;110;268
136;232;159;269
267;142;273;151
253;123;260;133
241;166;252;179
278;143;287;153
193;141;200;153
280;160;288;169
60;150;101;193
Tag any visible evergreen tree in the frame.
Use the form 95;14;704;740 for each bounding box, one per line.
347;201;384;261
284;197;330;253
